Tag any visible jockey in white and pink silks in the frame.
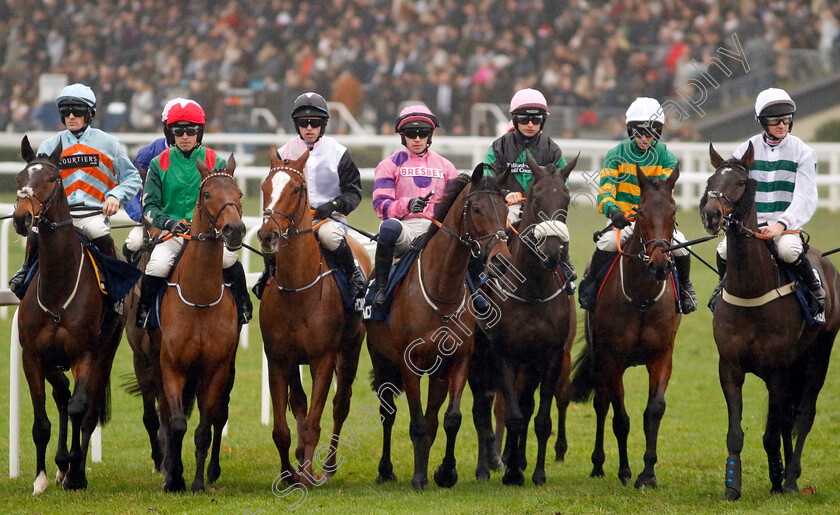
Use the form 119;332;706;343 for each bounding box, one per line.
369;105;460;307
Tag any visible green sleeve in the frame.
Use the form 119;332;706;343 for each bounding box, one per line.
142;159;168;229
483;145;500;177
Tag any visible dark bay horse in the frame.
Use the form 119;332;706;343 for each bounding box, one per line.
366;165;511;491
13;136;126;492
257;147;370;487
570;164;682;488
152;156;245;492
700;143;839;500
470;155;578;486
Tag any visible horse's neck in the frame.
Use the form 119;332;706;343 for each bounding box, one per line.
421;211;470;303
619;228;666;292
173;215;225;300
509;236;559;296
274;229;323;283
724;209;777;293
36;203;84;300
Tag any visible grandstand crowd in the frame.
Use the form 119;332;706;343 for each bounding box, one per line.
1;0;838;138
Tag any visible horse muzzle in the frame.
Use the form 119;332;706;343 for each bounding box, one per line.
220;220;246;250
700;204;724;235
12;211;32;237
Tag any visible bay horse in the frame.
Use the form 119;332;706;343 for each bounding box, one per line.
700;142;839;500
257;147;370;487
470;156;578;486
570;164;682;488
151;156;245;492
13;136;126;493
366;165;511;491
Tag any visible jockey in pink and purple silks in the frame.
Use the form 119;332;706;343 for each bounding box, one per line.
369;105;459;308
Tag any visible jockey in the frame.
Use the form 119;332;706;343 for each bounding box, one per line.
482;88;576;290
123;97;185;265
136;99;253;328
712;87;825;322
369;104;460;308
253;92;364;300
578;97;697;314
10;83;142;297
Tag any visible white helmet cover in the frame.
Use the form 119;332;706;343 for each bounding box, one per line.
625;97;665;124
754;88;796;119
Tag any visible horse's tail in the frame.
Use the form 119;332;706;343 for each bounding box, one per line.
569;318;597;403
97;381;112;426
368;348;403;396
182;374;199;419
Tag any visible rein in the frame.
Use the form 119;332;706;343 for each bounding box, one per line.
16;164;74;230
192;172;242;246
36;244;86;323
416;249;467;323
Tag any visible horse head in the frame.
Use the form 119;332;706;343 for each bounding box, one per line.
194;154;245;250
634;163;679;281
458;164;511;276
519;154;579;269
258;146;311;254
13;136;65;236
701;142;755;235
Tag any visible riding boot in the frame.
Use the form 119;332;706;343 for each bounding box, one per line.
136;274;167;329
578;249;616;312
122;242;139;266
9;232;39;300
674;254;697;314
223;261;253;325
708;254;727;314
793;254;826;323
252;253;276;300
558;251;577;294
371;242;396;309
91;235;117;258
330;239;366;300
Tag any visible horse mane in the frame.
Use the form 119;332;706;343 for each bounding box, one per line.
421;173;503;240
733;178;757;220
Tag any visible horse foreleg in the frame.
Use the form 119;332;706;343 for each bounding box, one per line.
191;365;231;492
268;362;296;485
324;333;363;482
297;356;335;486
590;387;609;479
719;360;746;500
608;370;631;486
634;351;673;489
432;367;464;489
499;361;524;486
23;354;51;494
64;359;94;491
492;392;506;469
207;360;235;486
763;374;788;494
516;374;539;475
288;367;308;465
46;370;71;484
402;371;428;492
533;353;564;486
467;350;494;482
161;366;187;493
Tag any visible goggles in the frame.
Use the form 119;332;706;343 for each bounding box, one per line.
763;114;793;126
59;106;89;118
513;114;546;126
403;128;432;140
295;118;325;128
171;125;200;137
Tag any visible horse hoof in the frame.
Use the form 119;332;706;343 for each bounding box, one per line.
725;486;741;501
475;467;490;482
589;467;605;478
55;469;66;485
62;475;87;491
164;475;186;493
554;452;566;463
502;468;524;486
433;466;458;488
532;470;546;486
619;476;630;487
634;475;657;489
375;472;397;484
191;480;205;493
488;454;504;471
207;463;221;484
33;471;49;494
411;477;427;492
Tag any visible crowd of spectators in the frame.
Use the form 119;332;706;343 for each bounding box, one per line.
1;0;838;140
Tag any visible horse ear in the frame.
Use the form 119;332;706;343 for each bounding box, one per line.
470;162;484;184
225;153;236;176
292;148;310;175
558;153;580;182
496;164;510;190
196;156;210;179
268;145;281;168
636;164;651;190
21;136;35;163
709;142;725;170
741;141;755;169
526;154;545;180
666;162;680;190
49;141;63;166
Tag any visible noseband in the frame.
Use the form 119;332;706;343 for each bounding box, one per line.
704;162;749;234
458;188;508;258
262;165;311;245
193;172;242;246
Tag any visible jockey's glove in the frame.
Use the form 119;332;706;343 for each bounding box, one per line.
609;208;631;229
408;196;428;213
313;200;338;220
165;218;188;235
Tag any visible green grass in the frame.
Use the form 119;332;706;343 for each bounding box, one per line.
1;201;840;514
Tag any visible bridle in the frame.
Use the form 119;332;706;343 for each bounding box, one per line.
192;172;242;247
16;161;73;231
261;164;311;246
441;186;508;259
703;161;750;235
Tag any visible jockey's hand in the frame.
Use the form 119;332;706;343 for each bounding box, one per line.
505;192;525;205
760;222;786;239
609;209;631;229
313;200;337;220
408;196;428;213
164;218;188;235
102;196;119;216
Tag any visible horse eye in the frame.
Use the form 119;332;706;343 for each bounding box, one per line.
202;191;210;200
471;205;481;213
293;187;300;194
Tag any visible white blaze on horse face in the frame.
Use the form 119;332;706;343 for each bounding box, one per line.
269;172;292;212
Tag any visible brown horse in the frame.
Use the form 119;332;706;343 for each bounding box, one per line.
366;165;511;491
257;147;370;487
151;156;245;492
13;136;126;492
700;143;840;500
570;164;682;488
470;156;578;486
